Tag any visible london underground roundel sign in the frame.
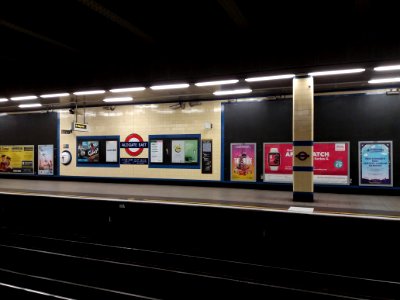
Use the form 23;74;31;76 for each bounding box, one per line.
125;133;144;156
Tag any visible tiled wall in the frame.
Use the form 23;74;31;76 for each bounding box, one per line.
59;101;222;180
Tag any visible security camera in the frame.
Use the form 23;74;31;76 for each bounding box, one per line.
69;108;75;114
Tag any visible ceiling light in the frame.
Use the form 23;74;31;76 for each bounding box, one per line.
150;83;189;90
0;98;8;102
73;90;105;95
110;87;146;93
308;68;365;76
10;95;38;101
368;78;400;84
245;74;295;82
103;97;133;103
40;93;70;98
195;79;238;87
374;65;400;72
213;89;252;96
19;103;42;108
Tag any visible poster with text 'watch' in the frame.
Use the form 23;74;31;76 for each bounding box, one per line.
263;142;350;185
359;141;392;186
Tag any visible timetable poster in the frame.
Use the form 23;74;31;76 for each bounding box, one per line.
359;141;393;186
231;143;256;182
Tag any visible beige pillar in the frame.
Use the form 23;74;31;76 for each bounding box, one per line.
292;76;314;202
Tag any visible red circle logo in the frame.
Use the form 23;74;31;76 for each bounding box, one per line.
125;133;144;157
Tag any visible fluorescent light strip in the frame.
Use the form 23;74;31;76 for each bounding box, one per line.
19;103;42;108
214;88;252;96
195;79;238;87
10;95;38;101
245;74;295;82
374;65;400;72
73;90;105;96
110;87;146;93
368;78;400;84
40;93;70;98
308;68;365;76
0;98;8;102
150;83;189;90
103;97;133;103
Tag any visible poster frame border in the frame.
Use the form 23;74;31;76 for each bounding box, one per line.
230;142;257;182
358;140;393;187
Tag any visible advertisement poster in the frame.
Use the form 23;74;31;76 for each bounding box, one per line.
106;141;118;163
201;139;212;174
263;142;350;185
150;140;163;163
38;145;54;175
172;140;199;163
77;141;99;163
0;145;34;174
231;143;256;182
359;141;392;186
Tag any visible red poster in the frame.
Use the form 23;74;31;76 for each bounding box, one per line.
263;142;349;185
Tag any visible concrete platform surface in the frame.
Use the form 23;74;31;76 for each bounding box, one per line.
0;179;399;220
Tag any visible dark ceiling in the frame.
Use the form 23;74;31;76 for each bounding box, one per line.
1;0;399;94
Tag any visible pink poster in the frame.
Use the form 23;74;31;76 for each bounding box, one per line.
263;142;350;184
231;143;256;181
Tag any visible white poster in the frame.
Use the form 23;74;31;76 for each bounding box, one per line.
106;141;118;162
150;140;163;163
172;140;185;163
38;144;54;175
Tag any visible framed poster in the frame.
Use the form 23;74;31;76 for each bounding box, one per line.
38;144;54;175
148;134;201;169
231;143;256;182
359;141;393;186
263;142;350;185
150;140;163;163
76;136;120;167
171;140;199;163
201;139;212;174
0;145;34;174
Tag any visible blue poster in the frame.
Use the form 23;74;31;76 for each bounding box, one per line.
359;141;392;186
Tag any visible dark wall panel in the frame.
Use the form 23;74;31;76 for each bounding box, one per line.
0;112;58;175
223;100;292;181
223;94;400;188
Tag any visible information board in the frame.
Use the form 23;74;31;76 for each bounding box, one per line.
359;141;392;186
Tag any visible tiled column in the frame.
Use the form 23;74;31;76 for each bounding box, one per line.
292;76;314;202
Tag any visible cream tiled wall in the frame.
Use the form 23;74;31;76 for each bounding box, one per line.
59;101;221;180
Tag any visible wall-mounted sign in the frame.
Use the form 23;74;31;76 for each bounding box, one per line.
0;145;34;174
359;141;392;186
72;122;89;132
38;144;54;175
201;139;212;174
61;150;72;166
263;142;350;185
231;143;256;182
120;158;149;165
123;133;147;157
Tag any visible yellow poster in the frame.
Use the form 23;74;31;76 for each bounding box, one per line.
0;145;34;174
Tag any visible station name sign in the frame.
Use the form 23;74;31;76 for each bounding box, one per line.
120;142;148;148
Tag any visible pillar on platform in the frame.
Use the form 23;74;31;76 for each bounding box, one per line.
292;76;314;202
